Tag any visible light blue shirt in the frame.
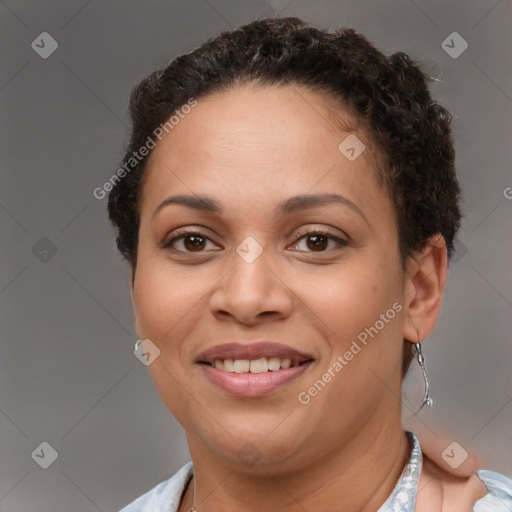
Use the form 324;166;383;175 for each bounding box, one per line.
119;432;512;511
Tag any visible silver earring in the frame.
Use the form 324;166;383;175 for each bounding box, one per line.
414;342;433;412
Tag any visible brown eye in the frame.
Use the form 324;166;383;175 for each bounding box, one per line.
163;230;219;253
182;234;206;252
305;234;328;251
290;230;349;253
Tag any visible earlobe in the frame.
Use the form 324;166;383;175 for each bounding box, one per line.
402;235;448;344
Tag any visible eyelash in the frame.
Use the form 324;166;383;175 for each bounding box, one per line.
292;228;349;252
161;228;349;253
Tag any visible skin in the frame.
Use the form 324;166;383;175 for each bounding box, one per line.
129;84;482;511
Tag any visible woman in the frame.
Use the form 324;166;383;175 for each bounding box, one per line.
108;17;512;511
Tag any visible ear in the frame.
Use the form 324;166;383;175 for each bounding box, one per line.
402;234;448;343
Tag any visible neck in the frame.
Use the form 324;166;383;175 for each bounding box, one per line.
179;421;410;512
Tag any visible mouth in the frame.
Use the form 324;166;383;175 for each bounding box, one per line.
196;342;315;397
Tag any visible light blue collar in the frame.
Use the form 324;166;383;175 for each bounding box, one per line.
377;431;422;512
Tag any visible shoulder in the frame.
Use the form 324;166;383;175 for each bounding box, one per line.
473;469;512;511
118;462;193;512
418;454;488;510
421;453;512;511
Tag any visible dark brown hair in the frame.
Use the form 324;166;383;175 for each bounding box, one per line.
107;17;462;377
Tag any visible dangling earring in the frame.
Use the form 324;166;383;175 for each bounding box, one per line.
414;342;433;413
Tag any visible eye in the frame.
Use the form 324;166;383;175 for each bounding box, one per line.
161;228;349;254
289;229;349;252
162;229;220;253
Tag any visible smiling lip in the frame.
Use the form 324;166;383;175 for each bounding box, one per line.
197;342;314;397
197;341;313;364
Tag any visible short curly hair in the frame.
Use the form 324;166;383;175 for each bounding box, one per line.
107;16;461;378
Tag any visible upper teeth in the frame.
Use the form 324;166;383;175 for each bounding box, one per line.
213;357;298;373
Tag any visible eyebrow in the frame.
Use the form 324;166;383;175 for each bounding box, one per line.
151;193;369;225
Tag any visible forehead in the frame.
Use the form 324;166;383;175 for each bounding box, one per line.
139;84;390;223
149;84;363;161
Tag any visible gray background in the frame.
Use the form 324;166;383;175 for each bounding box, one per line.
1;1;511;510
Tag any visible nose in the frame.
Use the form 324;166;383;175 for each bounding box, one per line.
209;245;293;326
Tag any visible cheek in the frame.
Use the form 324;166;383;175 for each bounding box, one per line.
133;266;200;425
312;255;404;382
132;261;201;344
314;264;399;332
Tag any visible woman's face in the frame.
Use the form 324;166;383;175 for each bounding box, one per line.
132;84;410;471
